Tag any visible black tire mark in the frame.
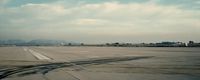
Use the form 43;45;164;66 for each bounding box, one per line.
0;56;153;79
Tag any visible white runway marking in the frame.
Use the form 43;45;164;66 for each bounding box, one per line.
28;49;51;60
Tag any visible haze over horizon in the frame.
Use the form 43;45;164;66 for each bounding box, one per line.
0;0;200;43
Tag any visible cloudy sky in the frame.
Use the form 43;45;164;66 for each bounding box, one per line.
0;0;200;43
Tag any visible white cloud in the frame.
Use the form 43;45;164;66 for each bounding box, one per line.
0;1;200;42
72;18;108;26
19;3;67;20
0;0;9;5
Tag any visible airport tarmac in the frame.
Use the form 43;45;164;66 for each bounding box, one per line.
0;47;200;80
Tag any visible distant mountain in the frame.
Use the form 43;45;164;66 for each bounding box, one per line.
0;40;26;45
27;39;68;46
0;39;73;46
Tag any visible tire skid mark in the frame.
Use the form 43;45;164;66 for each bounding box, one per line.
0;56;153;79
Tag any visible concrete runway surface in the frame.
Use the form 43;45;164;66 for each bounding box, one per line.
0;47;200;80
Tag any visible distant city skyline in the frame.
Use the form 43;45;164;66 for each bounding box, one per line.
1;39;200;47
0;39;199;44
0;0;200;43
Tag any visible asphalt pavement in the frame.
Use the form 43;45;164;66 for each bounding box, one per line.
0;47;200;80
